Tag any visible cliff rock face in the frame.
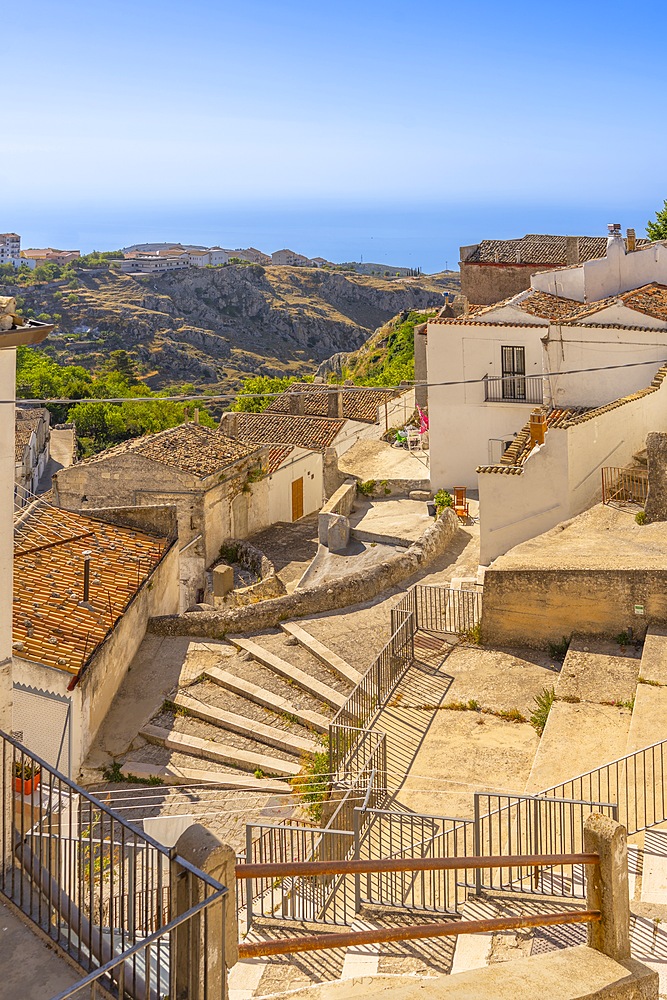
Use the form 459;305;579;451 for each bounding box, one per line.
8;265;458;386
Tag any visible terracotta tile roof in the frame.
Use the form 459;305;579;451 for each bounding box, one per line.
619;283;667;322
230;412;345;452
265;445;294;475
80;423;255;479
13;503;169;673
464;234;649;266
15;424;35;462
267;383;399;423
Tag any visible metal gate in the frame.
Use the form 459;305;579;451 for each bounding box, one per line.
414;585;481;635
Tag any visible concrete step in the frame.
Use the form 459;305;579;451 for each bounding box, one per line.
641;828;667;904
281;622;363;686
449;899;494;974
340;918;380;980
556;635;640;705
229;638;346;709
140;724;302;778
637;626;667;685
173;692;317;756
526;702;632;794
205;666;329;733
123;760;292;793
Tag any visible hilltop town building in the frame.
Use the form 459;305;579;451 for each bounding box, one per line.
0;232;21;267
12;502;178;776
20;248;81;269
427;228;667;562
222;384;415;494
52;422;265;609
460;231;649;305
15;406;50;500
271;248;312;267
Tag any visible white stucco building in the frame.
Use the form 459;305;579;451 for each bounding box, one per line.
426;228;667;563
0;232;21;268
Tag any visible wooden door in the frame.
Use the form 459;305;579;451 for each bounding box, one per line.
291;477;304;521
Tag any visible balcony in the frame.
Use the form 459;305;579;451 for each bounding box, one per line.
483;374;544;405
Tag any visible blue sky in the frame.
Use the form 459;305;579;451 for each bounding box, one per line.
4;1;667;270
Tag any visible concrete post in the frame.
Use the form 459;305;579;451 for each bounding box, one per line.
584;813;631;961
174;824;238;1000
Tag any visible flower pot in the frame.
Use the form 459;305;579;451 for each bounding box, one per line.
426;501;437;517
14;771;41;796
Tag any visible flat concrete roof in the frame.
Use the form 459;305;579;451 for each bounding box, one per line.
491;503;667;572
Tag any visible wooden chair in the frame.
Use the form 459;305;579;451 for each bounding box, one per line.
453;486;469;521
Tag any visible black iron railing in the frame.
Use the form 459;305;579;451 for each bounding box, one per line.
484;375;544;404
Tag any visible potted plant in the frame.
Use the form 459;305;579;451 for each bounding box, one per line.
14;760;41;796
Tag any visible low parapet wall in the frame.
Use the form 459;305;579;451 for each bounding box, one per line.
482;567;667;647
149;509;461;638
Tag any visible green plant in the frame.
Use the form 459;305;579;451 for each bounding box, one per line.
254;769;265;779
467;699;480;711
219;543;239;563
530;687;555;736
547;635;571;661
102;761;163;785
443;700;469;711
290;737;330;822
434;489;453;515
460;622;481;645
246;465;266;484
14;760;41;780
357;480;376;496
635;510;648;525
496;707;527;723
639;676;662;687
615;631;631;647
379;479;391;495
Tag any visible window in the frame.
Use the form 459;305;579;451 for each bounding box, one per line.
501;346;526;400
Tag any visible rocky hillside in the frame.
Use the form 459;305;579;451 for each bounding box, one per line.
4;264;458;388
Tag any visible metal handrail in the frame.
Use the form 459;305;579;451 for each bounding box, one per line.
236;852;599;879
239;908;601;959
48;890;227;1000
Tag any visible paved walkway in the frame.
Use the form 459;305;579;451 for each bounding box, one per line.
37;427;76;494
0;899;81;998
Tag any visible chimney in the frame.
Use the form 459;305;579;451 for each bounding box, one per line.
82;550;92;603
327;388;344;418
289;390;304;416
529;409;547;448
626;228;637;252
219;412;238;438
565;236;580;266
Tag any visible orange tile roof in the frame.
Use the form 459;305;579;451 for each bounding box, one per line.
265;445;294;475
13;503;169;673
231;412;345;452
267;383;399;423
80;423;256;479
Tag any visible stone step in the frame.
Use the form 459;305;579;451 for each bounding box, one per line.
555;635;640;705
228;638;346;709
449;899;494;974
123;760;292;794
204;666;329;733
526;702;632;794
641;828;667;904
280;622;363;685
637;626;667;685
140;724;302;778
173;692;317;756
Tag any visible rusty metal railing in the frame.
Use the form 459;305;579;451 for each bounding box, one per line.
235;851;600;959
601;466;648;506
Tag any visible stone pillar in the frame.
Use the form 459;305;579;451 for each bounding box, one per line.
289;391;304;416
644;432;667;522
584;813;631;961
174;824;238;1000
327;388;343;419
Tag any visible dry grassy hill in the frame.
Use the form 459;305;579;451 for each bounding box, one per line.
7;264;459;388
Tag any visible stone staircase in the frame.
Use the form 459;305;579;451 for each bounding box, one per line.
122;623;358;791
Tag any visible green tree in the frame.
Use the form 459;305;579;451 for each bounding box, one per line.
232;375;300;412
647;200;667;241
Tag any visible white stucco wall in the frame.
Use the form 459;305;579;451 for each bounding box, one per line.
427;321;546;488
533;238;667;302
478;374;667;564
0;349;15;733
268;447;323;523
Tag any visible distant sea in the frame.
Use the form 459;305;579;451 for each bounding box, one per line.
10;200;653;275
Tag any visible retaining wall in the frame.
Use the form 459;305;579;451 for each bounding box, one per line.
148;510;461;638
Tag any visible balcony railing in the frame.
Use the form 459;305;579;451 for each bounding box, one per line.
483;374;544;404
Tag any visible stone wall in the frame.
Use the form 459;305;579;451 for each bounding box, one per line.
149;509;462;638
645;432;667;522
482;567;667;647
460;262;559;305
212;539;286;608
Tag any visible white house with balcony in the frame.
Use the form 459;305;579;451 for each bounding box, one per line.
426;227;667;561
427;228;667;490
